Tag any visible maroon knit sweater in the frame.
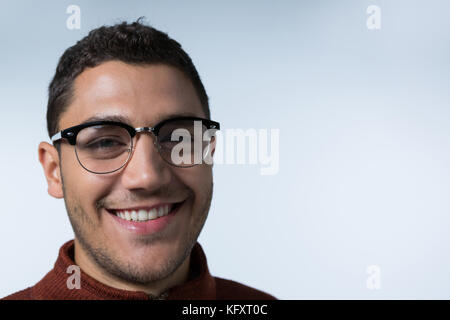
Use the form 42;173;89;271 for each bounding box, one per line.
2;240;275;300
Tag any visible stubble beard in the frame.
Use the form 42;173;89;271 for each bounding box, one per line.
62;177;213;287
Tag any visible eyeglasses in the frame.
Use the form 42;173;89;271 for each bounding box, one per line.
51;116;220;174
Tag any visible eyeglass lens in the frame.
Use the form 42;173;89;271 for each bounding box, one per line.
74;120;216;173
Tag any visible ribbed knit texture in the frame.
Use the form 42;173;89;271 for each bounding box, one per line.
2;240;276;300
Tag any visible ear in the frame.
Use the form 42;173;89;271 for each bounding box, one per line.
38;142;64;199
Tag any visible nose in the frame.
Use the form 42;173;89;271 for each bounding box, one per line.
120;132;172;192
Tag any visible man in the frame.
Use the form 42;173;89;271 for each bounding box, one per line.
3;20;275;300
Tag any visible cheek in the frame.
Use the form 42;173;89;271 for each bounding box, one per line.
61;160;113;207
174;165;213;199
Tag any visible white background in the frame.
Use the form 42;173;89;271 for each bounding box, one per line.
1;0;450;299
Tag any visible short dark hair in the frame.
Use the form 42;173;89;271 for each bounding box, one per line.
47;18;210;138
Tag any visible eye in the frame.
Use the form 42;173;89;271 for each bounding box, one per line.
85;137;127;150
158;133;174;143
159;131;195;145
158;137;182;150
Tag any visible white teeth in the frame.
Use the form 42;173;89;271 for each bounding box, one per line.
158;206;165;217
115;204;172;222
148;208;158;220
138;209;147;221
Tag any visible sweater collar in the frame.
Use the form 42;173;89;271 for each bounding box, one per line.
51;240;216;300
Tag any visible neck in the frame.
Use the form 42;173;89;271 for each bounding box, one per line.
73;238;191;296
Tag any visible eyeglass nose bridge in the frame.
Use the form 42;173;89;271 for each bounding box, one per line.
133;126;160;148
135;126;155;134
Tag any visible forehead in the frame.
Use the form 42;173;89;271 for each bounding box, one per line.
59;61;204;129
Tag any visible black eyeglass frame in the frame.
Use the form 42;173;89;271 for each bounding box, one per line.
51;116;220;145
50;116;220;173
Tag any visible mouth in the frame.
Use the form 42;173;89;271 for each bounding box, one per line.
107;202;184;222
105;200;186;235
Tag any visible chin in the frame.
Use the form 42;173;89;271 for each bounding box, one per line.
116;233;185;261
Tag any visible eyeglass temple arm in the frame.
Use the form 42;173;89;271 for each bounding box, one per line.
51;132;62;143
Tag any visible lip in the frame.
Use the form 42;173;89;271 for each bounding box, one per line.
106;201;185;235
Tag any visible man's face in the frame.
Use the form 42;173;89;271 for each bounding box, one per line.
56;61;213;284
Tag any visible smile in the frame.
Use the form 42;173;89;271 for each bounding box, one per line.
105;201;185;235
107;201;184;222
114;204;172;222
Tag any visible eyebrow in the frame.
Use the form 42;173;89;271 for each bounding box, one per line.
81;114;131;125
79;111;202;127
